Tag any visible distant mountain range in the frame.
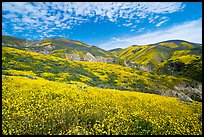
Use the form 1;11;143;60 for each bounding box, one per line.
2;35;116;62
108;48;123;52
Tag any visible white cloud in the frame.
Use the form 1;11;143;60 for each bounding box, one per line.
137;28;145;33
156;16;169;27
36;30;43;33
155;15;159;19
69;17;88;21
132;25;137;28
148;17;154;23
99;18;202;50
2;30;10;35
139;2;185;14
22;17;37;24
2;2;184;26
122;22;133;27
3;13;18;19
14;26;24;30
48;16;56;21
2;2;25;14
156;20;167;27
2;22;6;28
112;37;123;42
2;2;185;40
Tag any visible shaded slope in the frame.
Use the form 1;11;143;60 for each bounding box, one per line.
2;35;27;47
2;35;114;59
156;50;202;82
109;48;123;53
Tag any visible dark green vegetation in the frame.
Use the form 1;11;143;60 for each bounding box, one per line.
109;48;123;52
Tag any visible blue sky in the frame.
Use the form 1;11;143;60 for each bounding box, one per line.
2;2;202;50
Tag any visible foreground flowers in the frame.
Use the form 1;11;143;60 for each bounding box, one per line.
2;75;202;135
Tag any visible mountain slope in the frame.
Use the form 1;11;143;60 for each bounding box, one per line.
109;48;123;53
113;40;202;82
2;35;116;62
48;37;114;57
2;35;27;47
156;50;202;82
2;41;202;135
2;46;202;101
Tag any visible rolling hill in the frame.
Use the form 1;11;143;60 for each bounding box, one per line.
112;40;202;82
109;48;123;53
2;36;202;135
2;35;119;63
2;45;202;101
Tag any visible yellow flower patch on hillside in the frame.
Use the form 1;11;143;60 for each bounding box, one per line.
2;75;202;135
39;42;52;46
159;42;178;48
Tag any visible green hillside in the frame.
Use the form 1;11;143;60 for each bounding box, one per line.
156;50;202;82
2;35;114;59
113;41;202;81
47;38;114;57
109;48;123;53
2;35;27;47
2;40;202;135
3;46;200;99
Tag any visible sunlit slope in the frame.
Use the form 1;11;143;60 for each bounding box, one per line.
3;46;197;97
113;41;202;81
2;75;202;135
114;44;172;65
115;41;201;66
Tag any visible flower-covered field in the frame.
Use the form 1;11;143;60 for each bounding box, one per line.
2;46;195;95
2;75;202;135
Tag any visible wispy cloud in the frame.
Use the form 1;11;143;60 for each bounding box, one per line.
99;18;202;50
156;16;169;27
2;2;185;39
156;21;166;27
122;22;133;27
137;28;145;33
14;25;24;30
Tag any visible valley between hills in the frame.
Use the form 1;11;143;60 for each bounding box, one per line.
2;35;202;135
